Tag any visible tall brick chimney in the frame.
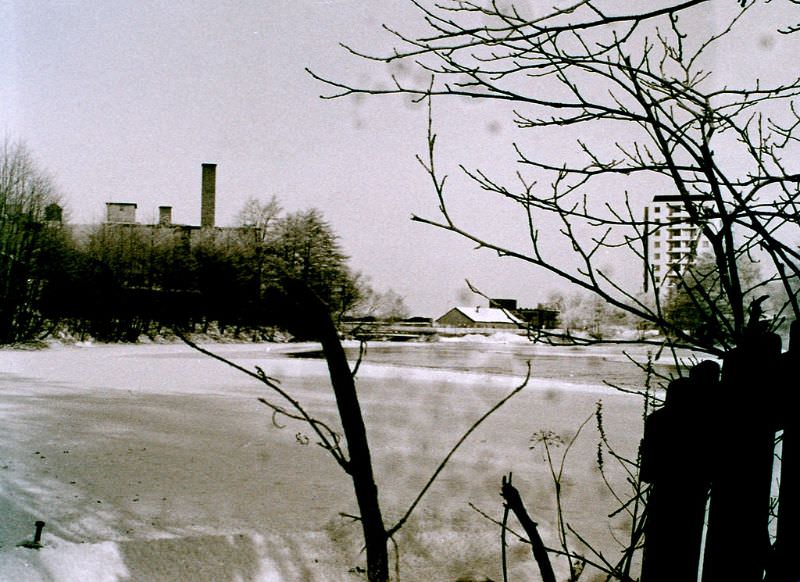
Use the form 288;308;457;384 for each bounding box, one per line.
201;163;216;228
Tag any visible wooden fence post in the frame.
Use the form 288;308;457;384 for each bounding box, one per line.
769;320;799;582
702;331;782;582
643;321;797;582
640;361;718;582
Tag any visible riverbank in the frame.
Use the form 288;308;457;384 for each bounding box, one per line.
0;342;649;581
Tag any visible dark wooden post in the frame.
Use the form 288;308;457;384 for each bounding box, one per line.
702;330;782;582
770;320;800;582
18;520;46;549
501;475;557;582
640;360;718;582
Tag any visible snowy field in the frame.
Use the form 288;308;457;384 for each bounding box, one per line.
0;340;664;581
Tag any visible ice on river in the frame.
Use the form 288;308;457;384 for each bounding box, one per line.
0;341;660;581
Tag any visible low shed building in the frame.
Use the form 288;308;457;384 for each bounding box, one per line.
435;306;523;329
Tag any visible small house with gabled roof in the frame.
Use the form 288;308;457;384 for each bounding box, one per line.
435;306;523;329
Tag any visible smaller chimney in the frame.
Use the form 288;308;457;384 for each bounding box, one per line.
201;163;217;228
158;206;172;226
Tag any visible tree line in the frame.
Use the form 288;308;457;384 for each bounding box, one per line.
0;142;394;344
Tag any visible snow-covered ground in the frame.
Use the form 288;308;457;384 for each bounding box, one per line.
0;341;648;581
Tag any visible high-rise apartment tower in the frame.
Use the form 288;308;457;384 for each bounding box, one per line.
643;195;714;290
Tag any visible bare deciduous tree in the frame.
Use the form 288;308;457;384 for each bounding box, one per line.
311;0;800;356
0;140;62;343
308;1;800;578
236;194;282;243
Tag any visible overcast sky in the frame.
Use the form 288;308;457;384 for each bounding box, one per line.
2;1;796;317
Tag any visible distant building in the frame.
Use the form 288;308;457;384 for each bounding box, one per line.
101;163;218;230
515;306;559;329
489;298;518;311
158;206;173;226
490;297;559;329
106;202;138;224
644;195;714;290
435;306;523;329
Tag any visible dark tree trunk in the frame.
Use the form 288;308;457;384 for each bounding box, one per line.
290;281;389;582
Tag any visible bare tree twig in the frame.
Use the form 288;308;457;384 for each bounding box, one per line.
175;331;349;469
387;364;530;537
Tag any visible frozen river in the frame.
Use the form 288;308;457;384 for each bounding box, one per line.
292;338;681;390
0;339;678;581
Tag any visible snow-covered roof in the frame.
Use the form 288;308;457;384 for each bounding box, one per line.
448;306;523;324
